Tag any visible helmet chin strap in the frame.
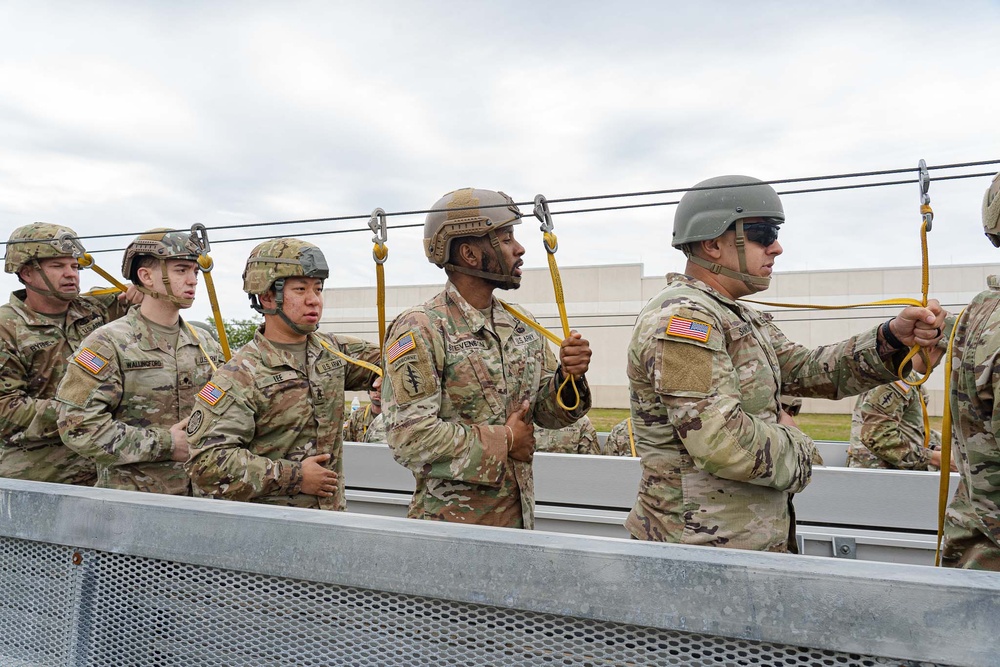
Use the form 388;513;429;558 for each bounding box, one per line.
445;230;521;289
250;278;318;335
136;259;195;307
24;259;79;301
685;220;771;293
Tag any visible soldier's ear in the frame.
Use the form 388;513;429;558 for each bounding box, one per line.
696;236;725;261
135;265;155;289
454;239;484;269
259;289;277;309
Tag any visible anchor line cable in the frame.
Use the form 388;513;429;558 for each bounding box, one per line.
2;160;997;256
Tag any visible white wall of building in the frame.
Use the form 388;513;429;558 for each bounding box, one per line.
323;262;992;414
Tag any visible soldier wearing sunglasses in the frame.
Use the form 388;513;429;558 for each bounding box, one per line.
625;175;947;553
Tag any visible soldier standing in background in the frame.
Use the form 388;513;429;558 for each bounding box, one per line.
56;229;221;495
626;175;945;552
0;223;138;484
382;188;593;529
345;376;383;442
534;415;600;455
185;239;380;509
604;418;636;457
942;172;1000;570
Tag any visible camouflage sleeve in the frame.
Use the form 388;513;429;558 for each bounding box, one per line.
336;335;381;392
770;321;906;399
578;418;600;455
383;312;508;487
185;369;303;501
55;335;173;466
858;385;933;469
82;291;130;323
530;342;592;430
0;335;60;443
635;306;813;493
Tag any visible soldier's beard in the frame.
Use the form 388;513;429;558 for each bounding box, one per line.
482;254;520;291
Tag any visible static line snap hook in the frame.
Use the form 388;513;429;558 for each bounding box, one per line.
190;223;212;255
57;232;87;260
534;194;558;254
369;207;388;264
918;158;933;231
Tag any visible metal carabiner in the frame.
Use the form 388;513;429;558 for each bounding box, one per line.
57;232;88;259
918;159;933;231
369;208;388;264
190;223;212;255
533;194;559;254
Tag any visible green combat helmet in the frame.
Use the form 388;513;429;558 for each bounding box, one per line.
4;222;84;300
243;238;329;334
983;171;1000;247
423;188;522;289
673;175;784;292
122;228;203;307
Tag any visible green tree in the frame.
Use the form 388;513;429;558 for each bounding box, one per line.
207;316;262;351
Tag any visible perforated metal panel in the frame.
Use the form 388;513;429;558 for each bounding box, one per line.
0;536;939;667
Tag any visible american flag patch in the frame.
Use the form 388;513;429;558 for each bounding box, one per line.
386;332;416;363
198;382;226;406
666;316;712;342
75;348;108;375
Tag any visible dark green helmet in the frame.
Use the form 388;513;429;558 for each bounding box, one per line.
672;175;784;248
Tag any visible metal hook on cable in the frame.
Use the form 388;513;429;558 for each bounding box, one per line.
369;208;388;264
918;159;933;232
533;195;558;253
57;232;88;259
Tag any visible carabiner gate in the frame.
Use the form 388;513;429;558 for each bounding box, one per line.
369;207;388;264
918;159;933;231
190;223;212;255
57;232;87;259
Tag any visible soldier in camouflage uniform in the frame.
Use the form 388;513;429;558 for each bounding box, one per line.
0;223;136;484
382;188;593;529
534;415;600;455
363;412;387;444
604;418;636;457
942;172;1000;570
56;229;221;495
627;175;946;552
344;376;383;442
185;239;380;509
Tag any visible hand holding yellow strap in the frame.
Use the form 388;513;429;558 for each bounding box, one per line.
369;208;389;354
534;194;581;412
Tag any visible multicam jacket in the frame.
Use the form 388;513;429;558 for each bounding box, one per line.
0;290;126;484
604;418;635;457
55;308;222;494
848;372;940;470
344;404;376;443
626;273;909;552
942;276;1000;570
534;415;600;455
185;328;379;510
382;282;591;530
363;412;387;444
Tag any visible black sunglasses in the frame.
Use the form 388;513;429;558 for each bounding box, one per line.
731;221;781;247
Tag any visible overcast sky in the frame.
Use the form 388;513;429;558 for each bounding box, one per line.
2;1;999;322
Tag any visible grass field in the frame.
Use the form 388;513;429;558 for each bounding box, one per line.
589;408;944;442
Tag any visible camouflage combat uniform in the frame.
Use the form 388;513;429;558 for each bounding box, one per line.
185;328;379;509
344;404;377;442
0;290;125;484
847;372;941;470
383;282;591;529
363;412;387;444
604;418;635;457
55;308;222;494
534;415;600;455
942;276;1000;570
626;273;911;551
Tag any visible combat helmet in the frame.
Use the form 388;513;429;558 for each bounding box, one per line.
673;175;784;292
243;238;329;334
5;222;85;300
122;228;203;307
423;188;522;289
983;171;1000;247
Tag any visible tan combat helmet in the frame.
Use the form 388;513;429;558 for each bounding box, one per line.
5;222;84;300
122;228;203;307
983;171;1000;247
673;175;784;293
243;238;329;334
423;188;522;289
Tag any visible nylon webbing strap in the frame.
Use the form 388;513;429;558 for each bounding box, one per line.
370;208;389;354
625;416;636;458
184;322;218;373
78;253;129;292
934;308;964;567
319;339;383;377
196;255;232;361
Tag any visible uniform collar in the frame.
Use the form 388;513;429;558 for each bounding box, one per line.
130;308;198;353
254;326;321;371
444;281;517;342
8;289;96;328
667;272;743;309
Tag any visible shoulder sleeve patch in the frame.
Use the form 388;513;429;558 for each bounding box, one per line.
665;315;712;343
656;339;713;396
386;331;417;364
386;329;436;406
197;381;226;406
74;347;109;375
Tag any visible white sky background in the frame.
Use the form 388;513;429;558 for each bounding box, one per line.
1;1;999;322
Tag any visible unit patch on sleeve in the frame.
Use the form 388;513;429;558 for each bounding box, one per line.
197;382;226;406
75;347;109;375
386;332;417;363
666;315;712;343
